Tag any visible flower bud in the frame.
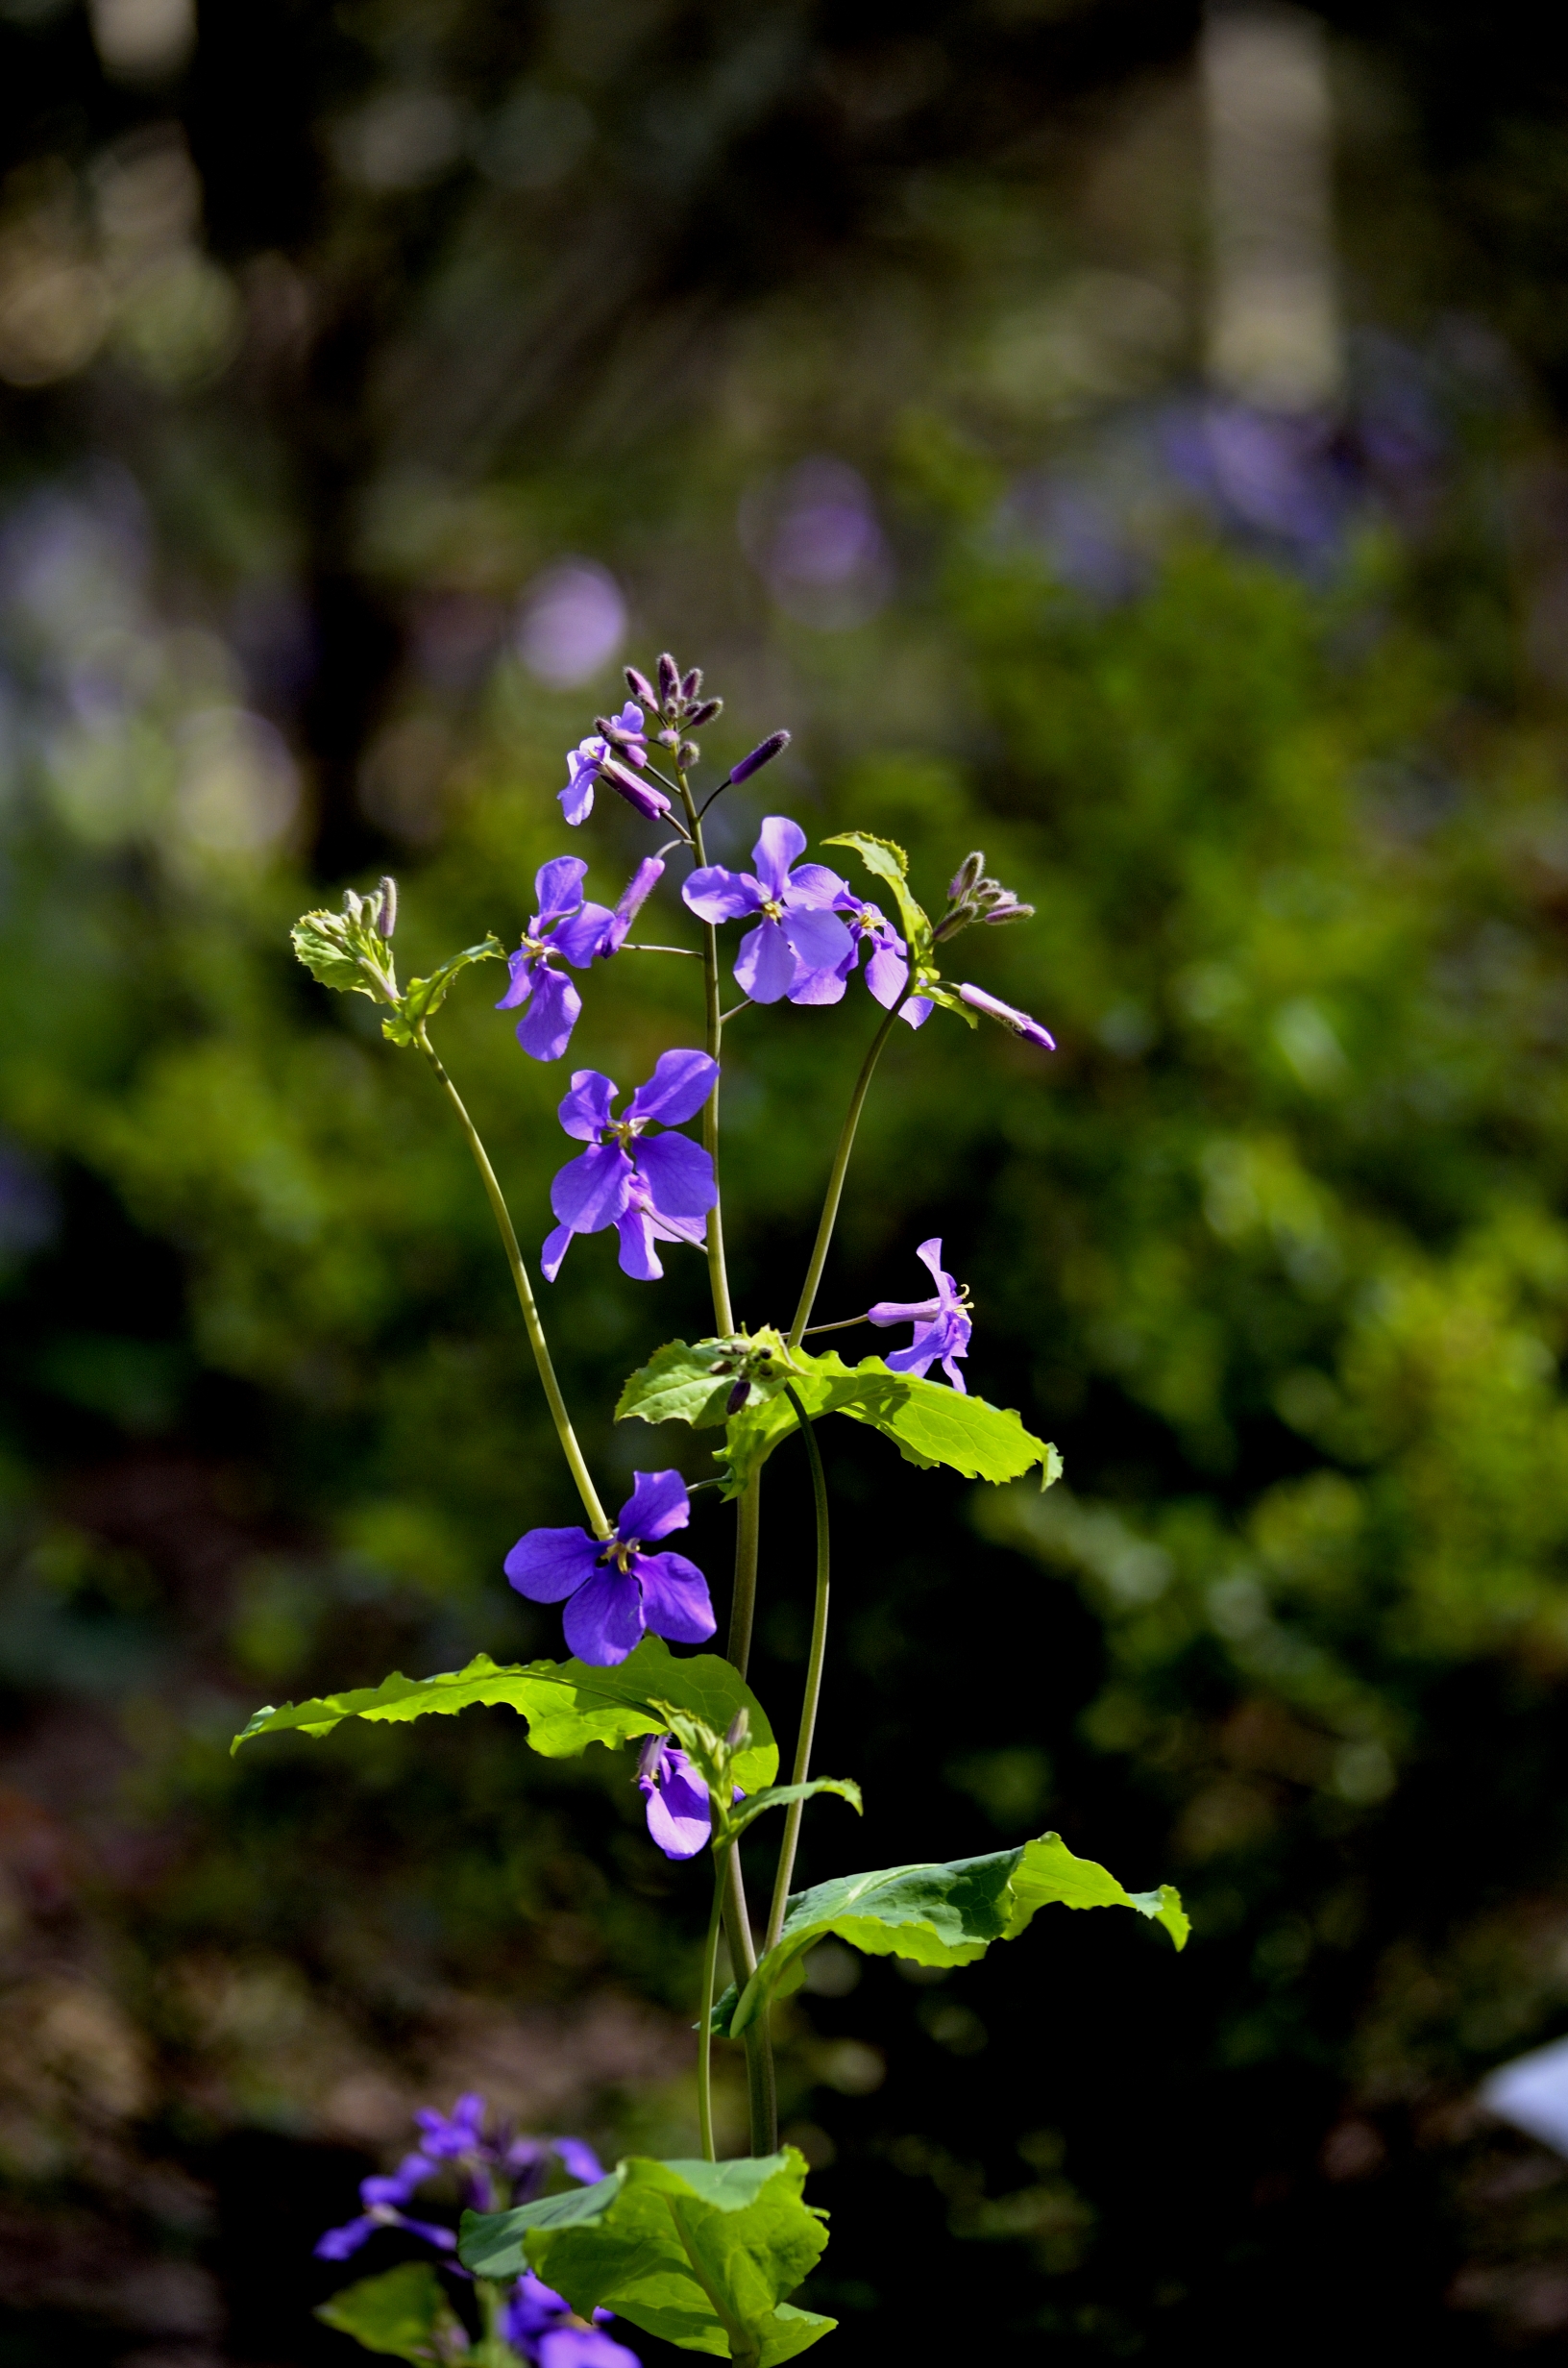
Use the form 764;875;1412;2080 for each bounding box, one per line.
342;888;364;922
688;698;723;729
678;741;699;768
949;851;985;901
656;652;679;703
727;728;791;785
601;758;673;823
625;666;657;705
680;667;703;701
376;876;398;939
933;901;979;942
982;898;1035;925
725;1377;749;1415
724;1708;750;1749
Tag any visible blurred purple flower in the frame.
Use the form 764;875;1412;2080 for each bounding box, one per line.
505;2271;639;2368
314;2100;603;2259
869;1238;971;1391
505;1470;715;1666
540;1050;717;1282
683;818;852;1005
518;561;626;689
740;458;892;629
831;892;932;1027
958;981;1056;1050
313;2154;458;2260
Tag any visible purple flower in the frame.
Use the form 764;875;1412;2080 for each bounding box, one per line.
504;1470;716;1666
831;891;933;1028
561;703;672;827
313;2154;459;2260
314;2102;604;2260
505;2272;639;2368
683;817;854;1004
495;859;612;1062
958;981;1056;1050
869;1237;972;1391
636;1734;716;1860
413;2093;489;2161
595;856;664;955
540;1049;717;1282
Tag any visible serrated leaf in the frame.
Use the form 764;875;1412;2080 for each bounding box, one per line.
822;831;934;963
291;908;394;1000
315;2263;462;2365
714;1830;1187;2037
459;2150;833;2366
716;1349;1058;1497
616;1330;801;1428
233;1635;778;1792
381;938;504;1048
724;1776;862;1843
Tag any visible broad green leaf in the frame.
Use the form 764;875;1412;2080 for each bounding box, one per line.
381;938;504;1048
291;905;395;1000
716;1349;1060;1497
315;2263;464;2365
822;831;934;963
724;1776;862;1843
615;1330;801;1427
716;1830;1188;2037
459;2150;832;2366
233;1634;778;1792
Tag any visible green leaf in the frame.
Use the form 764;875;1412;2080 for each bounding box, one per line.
616;1330;802;1427
233;1634;778;1792
822;831;934;963
716;1830;1188;2037
716;1349;1060;1497
459;2150;833;2366
381;938;504;1048
291;905;395;1001
723;1776;862;1843
315;2264;463;2365
915;975;979;1026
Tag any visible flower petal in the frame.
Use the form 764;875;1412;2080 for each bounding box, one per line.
562;1569;645;1665
599;856;665;954
782;903;853;971
536;2328;641;2368
551;1141;633;1232
785;861;849;908
313;2217;379;2260
916;1238;946;1294
613;1204;665;1279
751;814;807;894
634;1130;717;1221
517;967;581;1062
533;856;588;925
557;1069;619;1143
640;1755;713;1860
504;1526;600;1601
733;916;797;1003
881;1341;937;1378
496;947;537;1012
786;959;847;1007
625;1048;719;1127
900;995;934;1029
683;866;760;925
551;2138;605;2185
630;1548;716;1643
540;1222;574;1282
864;943;911;1009
551;902;617;967
958;980;1057;1049
619;1468;690;1542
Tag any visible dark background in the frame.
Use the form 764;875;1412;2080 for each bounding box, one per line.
9;2;1568;2361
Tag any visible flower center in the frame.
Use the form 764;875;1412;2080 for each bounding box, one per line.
602;1538;640;1572
760;895;785;922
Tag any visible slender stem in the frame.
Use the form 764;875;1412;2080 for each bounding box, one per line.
787;996;907;1349
726;1472;761;1675
718;999;753;1025
766;1388;830;1951
801;1313;871;1336
621;942;702;956
416;1027;610;1538
674;767;733;1338
698;1844;726;2162
720;1841;777;2156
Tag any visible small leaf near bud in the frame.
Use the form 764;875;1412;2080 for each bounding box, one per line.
656;652;680;703
728;728;791;785
376;876;398;939
688;697;723;728
625;666;657;705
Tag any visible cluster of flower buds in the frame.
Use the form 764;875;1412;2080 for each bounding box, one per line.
621;653;723;770
932;851;1036;942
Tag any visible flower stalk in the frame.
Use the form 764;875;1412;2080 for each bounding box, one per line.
766;1386;831;1950
788;993;909;1349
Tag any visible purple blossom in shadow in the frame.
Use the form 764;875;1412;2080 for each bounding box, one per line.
540;1050;717;1282
870;1238;971;1390
315;2099;604;2261
313;2154;459;2260
683;817;853;1004
561;703;671;827
636;1735;716;1860
506;2271;640;2368
831;891;932;1028
958;981;1056;1050
505;1470;715;1666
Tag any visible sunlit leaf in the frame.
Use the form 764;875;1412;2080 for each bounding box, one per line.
715;1348;1059;1496
315;2263;462;2365
381;938;504;1048
823;830;934;962
615;1329;801;1427
713;1830;1188;2036
724;1776;862;1842
233;1634;778;1791
459;2149;833;2367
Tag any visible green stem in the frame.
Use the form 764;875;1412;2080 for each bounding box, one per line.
416;1026;610;1538
675;769;734;1338
722;1838;777;2156
765;1388;830;1951
726;1470;761;1676
698;1843;726;2162
787;996;907;1349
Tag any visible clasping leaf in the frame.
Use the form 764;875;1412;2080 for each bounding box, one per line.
315;2263;466;2365
380;937;504;1048
615;1330;803;1426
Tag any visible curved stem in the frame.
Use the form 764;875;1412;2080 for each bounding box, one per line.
698;1845;726;2161
416;1027;610;1538
787;996;908;1349
722;1838;777;2156
726;1472;761;1676
765;1387;830;1951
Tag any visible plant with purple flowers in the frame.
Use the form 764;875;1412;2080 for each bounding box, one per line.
278;651;1188;2367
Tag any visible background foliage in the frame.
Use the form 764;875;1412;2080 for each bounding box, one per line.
8;3;1568;2362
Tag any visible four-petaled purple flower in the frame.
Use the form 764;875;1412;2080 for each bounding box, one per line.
541;1049;717;1282
683;817;854;1004
958;980;1056;1050
561;703;670;827
831;890;933;1027
315;2097;606;2261
313;2152;459;2260
505;2271;639;2368
505;1470;715;1666
496;857;661;1063
636;1734;720;1860
869;1237;972;1390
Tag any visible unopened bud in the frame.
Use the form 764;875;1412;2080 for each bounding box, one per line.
678;741;699;768
728;728;791;785
688;697;723;729
625;666;657;705
983;899;1035;925
602;757;673;824
342;888;363;922
596;715;640;749
724;1376;749;1414
949;851;985;901
933;901;979;943
656;652;679;703
724;1709;750;1749
377;876;398;939
680;667;703;701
